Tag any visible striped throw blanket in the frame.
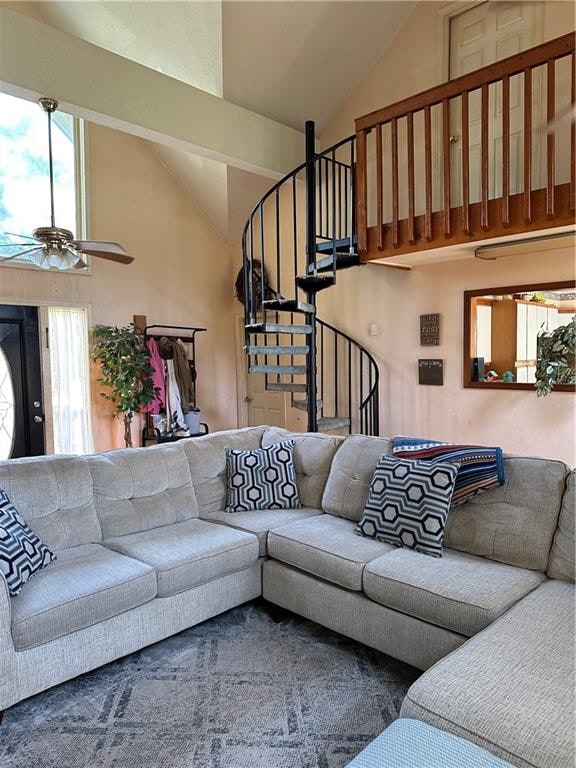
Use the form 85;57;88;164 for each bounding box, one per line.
392;437;505;506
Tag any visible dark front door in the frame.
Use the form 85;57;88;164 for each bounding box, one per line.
0;305;44;459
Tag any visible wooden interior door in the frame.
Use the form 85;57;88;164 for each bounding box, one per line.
449;1;544;206
245;371;286;428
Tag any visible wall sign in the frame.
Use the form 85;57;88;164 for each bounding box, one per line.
420;313;440;346
418;358;444;386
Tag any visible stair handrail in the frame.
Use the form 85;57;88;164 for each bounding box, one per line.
316;316;379;434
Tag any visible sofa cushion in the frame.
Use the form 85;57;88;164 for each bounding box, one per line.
364;547;545;636
10;543;157;650
346;718;515;768
444;455;569;570
0;454;100;551
204;507;323;555
355;455;458;558
262;427;344;508
182;427;267;516
225;440;300;512
104;519;259;597
401;580;576;768
0;489;56;596
88;442;198;539
322;435;394;521
268;514;394;590
547;469;575;582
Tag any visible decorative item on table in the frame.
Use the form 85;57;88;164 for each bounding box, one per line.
502;370;515;383
484;370;499;382
471;357;485;382
420;313;440;346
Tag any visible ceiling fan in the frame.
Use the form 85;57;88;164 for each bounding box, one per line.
0;97;134;270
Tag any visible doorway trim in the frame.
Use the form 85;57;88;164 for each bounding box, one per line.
235;314;249;428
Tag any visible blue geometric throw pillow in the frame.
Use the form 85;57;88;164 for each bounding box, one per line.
355;455;458;557
0;488;56;596
225;439;301;512
393;436;505;506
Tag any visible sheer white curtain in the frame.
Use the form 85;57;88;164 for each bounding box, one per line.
48;307;93;454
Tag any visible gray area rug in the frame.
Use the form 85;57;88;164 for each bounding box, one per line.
0;600;419;767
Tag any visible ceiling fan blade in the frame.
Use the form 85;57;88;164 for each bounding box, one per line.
0;242;41;248
72;240;134;264
0;246;45;263
4;231;37;241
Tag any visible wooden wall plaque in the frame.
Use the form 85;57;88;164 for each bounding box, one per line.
420;313;440;346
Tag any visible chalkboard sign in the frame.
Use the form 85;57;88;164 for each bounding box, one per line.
418;358;443;385
420;313;440;346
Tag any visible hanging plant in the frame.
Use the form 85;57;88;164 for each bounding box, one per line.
535;317;576;397
91;323;157;447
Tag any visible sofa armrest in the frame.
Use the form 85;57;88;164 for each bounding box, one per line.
0;572;13;648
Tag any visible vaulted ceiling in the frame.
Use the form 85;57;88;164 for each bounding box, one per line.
4;0;416;241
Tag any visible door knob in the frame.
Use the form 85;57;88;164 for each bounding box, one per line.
33;415;44;423
244;396;253;403
449;135;459;144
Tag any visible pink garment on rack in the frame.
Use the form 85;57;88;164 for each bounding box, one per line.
143;337;166;414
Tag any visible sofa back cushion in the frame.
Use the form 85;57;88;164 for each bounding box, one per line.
262;427;344;508
547;470;575;582
444;455;569;571
88;442;198;539
182;427;266;517
321;435;394;521
0;455;100;551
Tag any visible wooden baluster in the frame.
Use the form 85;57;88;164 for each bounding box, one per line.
407;112;416;245
572;53;576;214
462;90;470;234
391;117;399;247
547;59;556;219
502;75;511;227
442;98;451;237
481;83;489;231
424;105;433;241
376;123;383;250
524;66;532;224
356;129;368;255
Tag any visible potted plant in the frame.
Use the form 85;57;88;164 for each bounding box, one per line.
92;323;157;447
535;317;576;397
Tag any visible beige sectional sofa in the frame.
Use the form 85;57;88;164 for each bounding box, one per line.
0;426;574;768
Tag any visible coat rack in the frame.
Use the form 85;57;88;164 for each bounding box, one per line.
134;315;209;446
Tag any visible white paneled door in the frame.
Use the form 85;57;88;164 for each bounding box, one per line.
449;1;544;206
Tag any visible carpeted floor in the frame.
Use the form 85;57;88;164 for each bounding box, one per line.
0;600;420;768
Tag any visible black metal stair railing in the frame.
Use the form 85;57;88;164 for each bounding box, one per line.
241;123;379;436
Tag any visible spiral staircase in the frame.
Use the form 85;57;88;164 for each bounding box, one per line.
241;122;379;435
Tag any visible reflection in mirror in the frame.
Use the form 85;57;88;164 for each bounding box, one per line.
464;282;576;390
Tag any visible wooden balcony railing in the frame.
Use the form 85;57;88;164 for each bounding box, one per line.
355;33;575;260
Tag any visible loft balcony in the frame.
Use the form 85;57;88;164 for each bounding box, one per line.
354;33;575;266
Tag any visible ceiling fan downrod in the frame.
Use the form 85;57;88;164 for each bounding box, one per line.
39;97;58;229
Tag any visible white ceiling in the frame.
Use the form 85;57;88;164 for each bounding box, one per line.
6;0;416;240
222;1;416;131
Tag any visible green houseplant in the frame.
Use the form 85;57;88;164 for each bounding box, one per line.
535;317;576;397
92;323;156;447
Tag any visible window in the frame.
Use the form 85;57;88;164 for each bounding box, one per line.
48;307;93;455
0;92;84;261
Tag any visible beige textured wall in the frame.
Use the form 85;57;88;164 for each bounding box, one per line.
315;1;576;464
0;123;238;452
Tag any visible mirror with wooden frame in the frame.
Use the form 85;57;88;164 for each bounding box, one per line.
464;281;576;391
